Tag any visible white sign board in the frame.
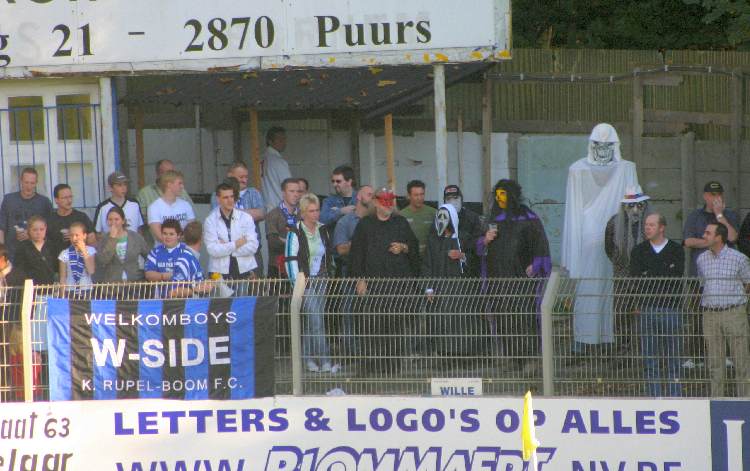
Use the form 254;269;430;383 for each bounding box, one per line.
431;377;483;396
0;396;728;470
0;0;510;77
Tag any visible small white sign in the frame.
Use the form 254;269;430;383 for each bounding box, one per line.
431;377;483;396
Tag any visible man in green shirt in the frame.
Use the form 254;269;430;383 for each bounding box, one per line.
399;180;436;257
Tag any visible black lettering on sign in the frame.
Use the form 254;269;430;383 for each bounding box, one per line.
184;17;276;52
52;23;93;57
5;0;97;4
316;16;340;48
52;24;72;57
184;19;204;52
255;15;274;48
0;34;9;67
315;17;429;48
207;18;228;51
416;20;431;44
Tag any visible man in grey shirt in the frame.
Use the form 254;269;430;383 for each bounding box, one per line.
696;222;750;397
0;167;52;261
332;185;373;356
333;185;374;276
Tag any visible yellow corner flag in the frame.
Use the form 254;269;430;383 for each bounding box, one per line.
521;390;540;463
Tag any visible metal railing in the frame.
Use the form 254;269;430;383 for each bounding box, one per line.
5;272;749;401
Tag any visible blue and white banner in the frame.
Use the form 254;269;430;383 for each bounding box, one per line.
46;297;276;401
0;396;739;470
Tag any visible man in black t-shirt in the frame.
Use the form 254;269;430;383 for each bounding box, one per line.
47;183;95;255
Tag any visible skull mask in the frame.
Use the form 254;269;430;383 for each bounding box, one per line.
625;201;646;221
435;208;452;237
591;141;615;165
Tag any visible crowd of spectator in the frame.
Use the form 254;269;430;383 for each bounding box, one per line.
0;124;749;398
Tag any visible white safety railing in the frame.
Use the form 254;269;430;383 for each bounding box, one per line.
5;273;747;400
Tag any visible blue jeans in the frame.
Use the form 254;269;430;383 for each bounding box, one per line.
639;307;682;397
302;278;330;365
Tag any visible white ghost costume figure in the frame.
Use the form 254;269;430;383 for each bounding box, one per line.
561;123;639;348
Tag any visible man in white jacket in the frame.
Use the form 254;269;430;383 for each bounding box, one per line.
204;182;260;292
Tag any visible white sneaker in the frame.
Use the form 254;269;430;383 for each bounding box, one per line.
682;359;696;369
306;360;320;372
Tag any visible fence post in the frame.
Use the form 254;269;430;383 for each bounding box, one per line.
289;273;306;396
540;269;561;396
20;279;34;403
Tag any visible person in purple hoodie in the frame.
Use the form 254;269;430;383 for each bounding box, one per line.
478;179;552;371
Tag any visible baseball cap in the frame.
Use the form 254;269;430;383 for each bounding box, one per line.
375;188;397;208
443;184;462;201
108;171;129;187
703;181;724;193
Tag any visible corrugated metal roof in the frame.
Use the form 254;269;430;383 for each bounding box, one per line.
121;64;487;116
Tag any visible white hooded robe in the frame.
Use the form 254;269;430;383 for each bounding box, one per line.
561;123;639;346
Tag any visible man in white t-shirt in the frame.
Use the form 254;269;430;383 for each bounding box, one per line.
94;171;144;238
261;126;291;211
147;170;195;243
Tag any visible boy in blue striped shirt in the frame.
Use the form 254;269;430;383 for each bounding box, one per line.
171;221;206;297
145;219;187;297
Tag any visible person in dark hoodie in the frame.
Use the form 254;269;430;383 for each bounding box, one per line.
478;179;552;371
420;203;474;358
443;185;483;277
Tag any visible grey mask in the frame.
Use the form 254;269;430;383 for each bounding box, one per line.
447;197;462;213
591;141;615;165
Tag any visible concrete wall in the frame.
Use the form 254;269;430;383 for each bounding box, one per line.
126;126;512;204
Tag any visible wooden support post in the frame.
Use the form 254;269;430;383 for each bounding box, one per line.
481;76;493;213
98;77;117;179
194;104;204;191
384;113;395;191
434;64;448;195
249;109;261;190
731;69;744;208
632;71;644;171
680;132;695;274
457;109;464;190
232;110;243;164
350;114;361;185
134;106;145;190
115;78;130;177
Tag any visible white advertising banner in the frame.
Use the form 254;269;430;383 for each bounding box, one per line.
0;0;510;77
0;396;726;470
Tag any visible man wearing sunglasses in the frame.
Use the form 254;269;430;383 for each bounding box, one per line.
321;165;357;227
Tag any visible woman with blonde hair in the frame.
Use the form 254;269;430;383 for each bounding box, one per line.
285;193;338;373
